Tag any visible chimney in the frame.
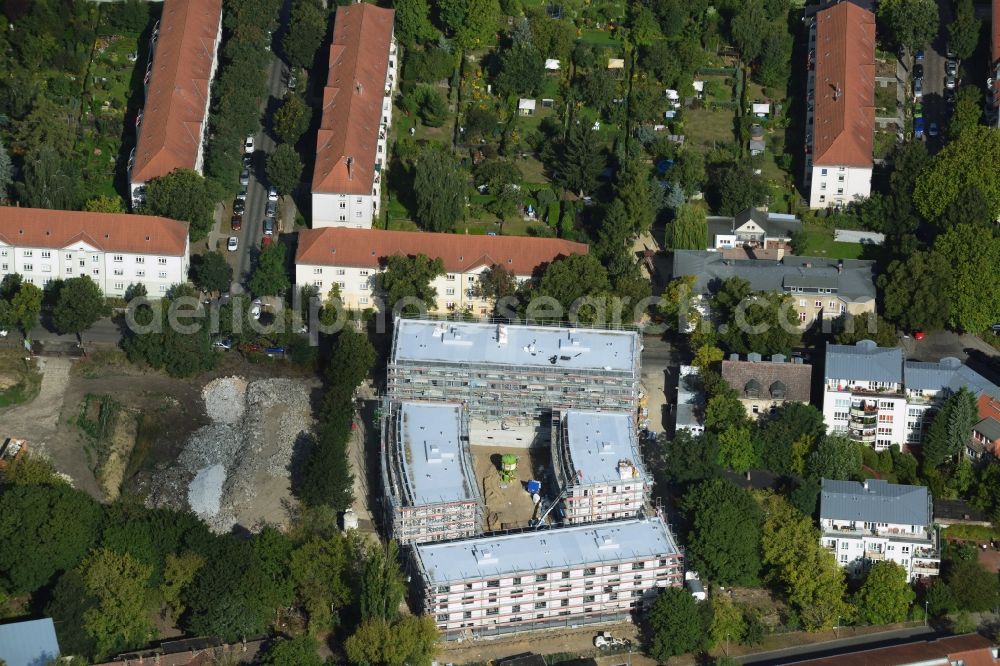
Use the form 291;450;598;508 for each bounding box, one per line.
355;81;363;95
834;85;842;101
346;156;353;180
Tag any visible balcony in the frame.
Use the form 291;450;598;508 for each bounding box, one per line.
864;549;885;560
849;429;876;442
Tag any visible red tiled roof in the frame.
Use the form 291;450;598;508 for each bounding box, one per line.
979;394;1000;421
131;0;222;185
0;207;189;256
312;4;395;195
812;2;875;168
295;228;588;275
993;0;1000;67
786;633;996;666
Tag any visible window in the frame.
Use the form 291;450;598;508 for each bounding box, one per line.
22;264;32;272
339;215;346;222
815;300;822;308
359;270;370;276
631;562;645;571
464;583;473;591
536;574;548;582
486;608;499;616
512;604;521;613
65;267;72;274
584;567;596;576
114;282;124;291
337;281;345;288
534;601;547;609
584;595;595;603
609;565;618;573
336;268;346;275
355;211;362;218
819;195;826;203
446;274;456;281
837;174;845;183
135;257;144;264
836;188;844;195
445;288;455;295
91;255;98;263
799;299;806;307
40;251;51;258
463;611;472;619
22;251;32;258
340;202;347;209
799;312;808;322
512;577;521;585
356;197;362;204
359;296;369;304
313;268;323;275
0;264;6;272
114;269;124;276
158;271;166;279
158;258;167;265
821;168;828;176
561;571;570;580
560;599;569;607
96;270;104;277
113;255;123;262
487;579;499;588
820;182;827;191
437;614;448;622
437;585;449;593
136;270;145;277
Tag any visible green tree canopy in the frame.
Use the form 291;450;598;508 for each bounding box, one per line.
249;242;291;297
718;427;756;474
81;549;154;659
947;557;1000;612
190;251;234;294
376;253;446;315
344;615;439;666
52;277;109;336
262;634;323;666
496;40;544;97
441;0;500;49
535;253;612;320
413;146;466;232
474;264;519;307
360;540;406;622
84;195;126;213
666;203;708;250
145;169;217;241
683;479;762;586
833;312;898;347
283;0;328;69
948;0;981;60
877;0;939;51
922;387;979;470
948;86;983;141
877;250;952;333
853;561;914;625
645;587;707;661
807;435;862;481
914;126;1000;221
932;224;1000;332
266;143;304;195
717;291;801;357
17;145;79;211
273;94;311;144
9;281;42;336
290;534;351;634
556;122;604;197
394;0;438;45
709;163;769;215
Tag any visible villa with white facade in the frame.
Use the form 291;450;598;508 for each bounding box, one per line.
0;208;189;298
820;479;940;582
128;0;223;209
311;4;397;228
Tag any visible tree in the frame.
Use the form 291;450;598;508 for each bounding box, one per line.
807;435;862;481
535;253;611;319
730;0;767;61
704;388;750;435
360;540;406;622
666;204;708;250
925;579;957;617
853;561;914;625
672;150;707;196
84;195;126;213
413;147;465;232
160;551;205;624
290;535;351;634
949;86;983;140
0;484;102;593
914;126;1000;221
709;163;769;216
10;281;42;336
718;292;801;357
923;387;979;469
52;277;108;336
442;0;500;50
17;145;78;210
145;169;217;241
757;403;827;475
395;0;437;45
0;139;11;198
557;123;603;196
344;615;439;666
662;430;722;486
877;0;939;51
932;224;1000;332
262;634;323;666
833;312;897;347
376;254;445;315
948;0;981;60
81;549;153;659
325;327;376;402
191;251;233;294
718;427;756;474
415;86;449;127
760;493;850;631
273;94;311;144
683;479;762;585
646;587;706;661
878;250;952;333
249;242;291;297
710;595;746;650
496;41;544;97
947;557;1000;612
121;293;218;378
266;144;303;195
283;0;328;69
474;264;518;306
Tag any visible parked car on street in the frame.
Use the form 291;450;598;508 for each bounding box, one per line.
945;75;956;89
263;218;274;236
242;153;252;169
913;78;922;99
231;215;242;231
237;184;248;200
945;88;956;104
913;63;923;78
227;236;239;252
265;200;277;217
914;117;924;138
267;185;278;201
915;49;925;62
239;169;250;186
244;135;255;153
928;122;939;137
946;60;958;76
233;198;245;215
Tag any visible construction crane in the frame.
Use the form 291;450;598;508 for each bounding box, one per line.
532;485;570;529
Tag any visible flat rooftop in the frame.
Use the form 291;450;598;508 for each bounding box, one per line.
563;411;647;486
397;402;476;506
392;319;639;372
415;517;679;584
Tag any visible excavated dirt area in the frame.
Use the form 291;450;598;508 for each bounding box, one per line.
144;376;317;533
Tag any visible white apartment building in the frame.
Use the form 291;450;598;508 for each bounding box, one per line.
311;4;397;228
820;479;940;582
294;227;588;313
0;208;189;298
804;2;875;208
551;411;650;524
413;516;683;639
128;0;223;209
387;319;642;422
823;342;1000;450
380;401;484;544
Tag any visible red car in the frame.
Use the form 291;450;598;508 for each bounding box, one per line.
230;215;242;231
913;331;925;341
261;235;273;248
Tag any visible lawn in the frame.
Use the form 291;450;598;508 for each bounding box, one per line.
684;106;736;151
798;223;865;259
579;28;623;49
0;353;42;409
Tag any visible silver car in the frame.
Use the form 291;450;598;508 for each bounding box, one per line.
265;200;277;217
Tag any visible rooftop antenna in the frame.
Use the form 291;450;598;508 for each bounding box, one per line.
833;84;842;101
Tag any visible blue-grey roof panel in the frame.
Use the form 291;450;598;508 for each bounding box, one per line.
820;479;931;526
825;341;903;383
398;402;477;506
0;619;60;666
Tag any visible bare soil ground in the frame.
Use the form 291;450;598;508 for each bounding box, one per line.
472;445;552;531
98;405;139;501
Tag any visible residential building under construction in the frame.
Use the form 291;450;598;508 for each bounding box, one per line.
386;319;642;424
551;411;650;524
380;401;484;544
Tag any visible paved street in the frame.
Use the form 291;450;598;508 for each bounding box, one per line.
737;625;937;665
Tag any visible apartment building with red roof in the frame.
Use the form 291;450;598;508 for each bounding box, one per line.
0;207;190;298
311;4;397;228
295;227;588;312
128;0;223;210
804;2;875;208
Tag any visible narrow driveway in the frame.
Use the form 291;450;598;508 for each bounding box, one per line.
641;334;676;434
737;626;937;665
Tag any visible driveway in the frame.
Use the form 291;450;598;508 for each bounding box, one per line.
640;334;677;434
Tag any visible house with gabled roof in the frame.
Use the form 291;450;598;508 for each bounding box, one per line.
721;353;813;418
128;0;223;210
804;2;875;208
706;207;802;251
294;227;588;313
311;4;397;228
819;478;939;581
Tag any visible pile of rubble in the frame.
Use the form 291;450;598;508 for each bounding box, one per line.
147;376;314;532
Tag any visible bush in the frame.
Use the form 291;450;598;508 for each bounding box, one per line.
404;48;454;83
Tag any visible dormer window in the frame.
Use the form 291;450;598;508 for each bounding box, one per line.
744;378;762;399
770;380;786;399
